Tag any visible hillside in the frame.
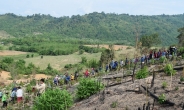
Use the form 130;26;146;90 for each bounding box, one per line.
0;12;184;45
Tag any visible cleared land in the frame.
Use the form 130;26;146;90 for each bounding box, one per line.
0;50;27;56
24;52;101;70
0;71;51;85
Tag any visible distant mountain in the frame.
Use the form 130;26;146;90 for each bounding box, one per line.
0;12;184;46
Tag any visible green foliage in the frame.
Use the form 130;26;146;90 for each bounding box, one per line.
100;48;115;66
158;94;166;104
111;101;118;108
79;49;84;55
164;63;176;76
0;13;183;46
64;64;73;69
126;46;132;49
87;59;99;68
139;33;161;48
26;84;32;93
26;54;30;58
81;57;87;64
162;81;167;89
33;88;73;110
31;54;34;58
180;77;184;82
175;86;179;91
159;56;167;63
177;27;184;46
76;78;104;99
136;66;149;79
30;79;37;86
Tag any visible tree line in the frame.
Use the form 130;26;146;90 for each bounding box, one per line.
1;12;184;46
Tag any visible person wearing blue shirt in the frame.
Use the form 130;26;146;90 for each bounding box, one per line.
141;57;145;68
11;90;16;104
0;91;2;99
65;74;70;85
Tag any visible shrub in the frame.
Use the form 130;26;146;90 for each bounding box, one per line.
126;47;132;49
180;77;184;82
87;59;99;68
164;63;176;76
31;54;34;58
33;88;73;110
30;79;37;86
158;94;166;104
79;49;84;55
159;56;167;63
76;78;104;99
111;101;118;108
81;57;87;64
26;84;32;93
162;81;167;89
26;54;30;58
136;66;149;79
175;86;179;91
64;64;73;69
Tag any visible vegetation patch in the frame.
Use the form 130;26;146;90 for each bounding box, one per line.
76;78;104;100
33;88;73;110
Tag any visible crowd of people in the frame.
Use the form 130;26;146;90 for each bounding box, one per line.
106;47;177;71
0;78;46;108
52;68;99;86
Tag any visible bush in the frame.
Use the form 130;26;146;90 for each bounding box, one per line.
164;63;176;76
159;56;167;63
76;78;104;99
33;88;73;110
126;46;132;49
111;101;118;108
81;57;87;64
64;64;73;69
162;81;167;89
136;66;149;79
79;49;84;55
87;59;99;68
31;54;34;58
158;94;166;104
180;77;184;82
26;84;32;93
26;54;30;58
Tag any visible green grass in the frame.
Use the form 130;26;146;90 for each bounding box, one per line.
24;52;101;70
0;53;39;61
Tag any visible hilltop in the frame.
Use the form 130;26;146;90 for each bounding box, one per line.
0;12;184;45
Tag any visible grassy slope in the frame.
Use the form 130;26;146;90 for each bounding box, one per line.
24;52;101;70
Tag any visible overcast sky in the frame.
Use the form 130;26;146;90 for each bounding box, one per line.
0;0;184;17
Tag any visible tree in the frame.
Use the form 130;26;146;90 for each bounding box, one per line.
139;33;161;48
177;27;184;46
100;45;115;67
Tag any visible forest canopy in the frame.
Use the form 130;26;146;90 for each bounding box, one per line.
0;12;184;46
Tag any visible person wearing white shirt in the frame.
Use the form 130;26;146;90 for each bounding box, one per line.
35;78;46;96
16;87;23;103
